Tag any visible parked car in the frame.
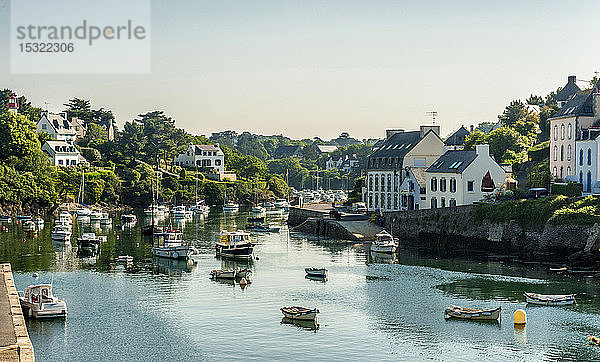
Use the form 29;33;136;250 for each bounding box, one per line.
525;188;549;199
352;202;367;213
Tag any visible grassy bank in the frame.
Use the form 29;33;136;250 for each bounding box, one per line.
475;195;600;228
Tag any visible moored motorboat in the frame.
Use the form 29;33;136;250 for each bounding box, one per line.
77;232;106;253
223;201;239;213
117;255;134;263
18;284;67;318
524;292;576;306
89;209;103;221
32;217;44;227
51;224;72;241
305;268;327;278
23;220;36;232
76;207;91;217
280;306;319;321
121;214;137;223
370;230;398;254
444;305;501;321
172;205;193;219
0;215;12;223
216;230;254;259
252;205;266;213
15;215;32;221
152;229;195;260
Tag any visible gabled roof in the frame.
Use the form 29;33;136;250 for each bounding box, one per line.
444;126;470;146
410;167;427;186
194;144;223;154
273;145;303;158
316;145;338;153
426;150;477;174
551;89;595;119
556;76;581;102
368;131;422;170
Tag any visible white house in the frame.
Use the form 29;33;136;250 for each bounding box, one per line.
398;167;427;210
174;144;225;173
365;125;445;212
37;111;77;143
41;140;84;167
326;157;343;171
423;144;505;209
575;128;600;194
326;154;359;173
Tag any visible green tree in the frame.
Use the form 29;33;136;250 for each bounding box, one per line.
0;111;40;160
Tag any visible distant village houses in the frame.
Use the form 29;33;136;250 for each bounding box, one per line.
174;143;236;181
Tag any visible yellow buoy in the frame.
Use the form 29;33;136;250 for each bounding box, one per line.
514;309;527;325
239;277;247;286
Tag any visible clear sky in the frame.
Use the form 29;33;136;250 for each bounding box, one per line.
0;0;599;140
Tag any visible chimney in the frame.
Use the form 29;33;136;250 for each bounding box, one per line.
386;129;404;140
469;125;474;132
475;144;489;156
420;124;440;138
593;93;600;119
568;75;576;84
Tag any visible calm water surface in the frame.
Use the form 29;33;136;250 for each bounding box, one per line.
1;210;600;361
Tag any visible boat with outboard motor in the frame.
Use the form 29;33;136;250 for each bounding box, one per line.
280;306;319;321
152;229;196;260
370;230;398;254
19;284;67;318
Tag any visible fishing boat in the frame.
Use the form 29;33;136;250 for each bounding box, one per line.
77;232;106;253
444;305;501;321
274;199;289;210
524;292;576;306
191;202;210;215
210;269;237;279
370;230;398;254
305;268;328;278
152;229;195;260
216;230;255;259
121;214;137;223
142;224;162;236
280;306;319;321
0;215;11;223
51;224;72;241
18;284;67;318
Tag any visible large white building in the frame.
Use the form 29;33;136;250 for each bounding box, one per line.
423;144;505;209
174;144;225;173
37;111;81;143
41;140;84;167
364;125;445;211
575;129;600;194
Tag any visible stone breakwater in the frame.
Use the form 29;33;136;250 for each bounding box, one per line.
383;205;600;265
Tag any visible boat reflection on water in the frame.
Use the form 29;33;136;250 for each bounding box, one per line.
305;274;327;283
220;257;253;270
281;317;319;332
152;257;196;276
368;251;398;264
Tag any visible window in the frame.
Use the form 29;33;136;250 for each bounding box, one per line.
394;174;398;192
440;178;446;192
560;145;564;162
568;123;572;139
450;178;456;193
375;175;379;191
369;194;373;208
441;197;446;208
467;181;474;192
42;124;47;130
567;145;571;161
381;175;385;190
387;194;391;209
561;124;565;140
431;197;437;209
580;149;584;166
560;166;563;179
553;167;557;177
394;194;398;209
374;194;379;208
450;199;456;207
71;160;76;166
215;159;222;166
553;146;557;161
567;166;571;176
580;171;583;184
587;171;592;193
369;176;373;191
554;125;558;140
588;148;592;166
431;177;437;192
387;175;392;192
58;159;63;165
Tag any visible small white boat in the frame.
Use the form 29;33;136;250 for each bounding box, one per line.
121;214;137;223
0;215;11;223
77;232;106;253
305;268;327;278
191;203;210;215
51;224;72;241
370;230;397;254
57;210;73;225
210;269;237;279
223;201;239;213
152;229;195;260
173;205;193;219
76;207;91;217
117;255;134;263
99;213;112;225
19;284;67;318
263;202;275;210
89;209;103;221
274;199;289;210
252;205;266;214
524;292;576;306
32;217;44;227
23;220;36;232
280;306;319;321
444;305;501;320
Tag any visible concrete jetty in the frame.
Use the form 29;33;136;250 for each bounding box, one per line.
0;264;34;362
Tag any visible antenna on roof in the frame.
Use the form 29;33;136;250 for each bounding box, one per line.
44;102;50;112
426;111;438;124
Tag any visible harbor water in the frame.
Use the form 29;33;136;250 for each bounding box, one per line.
1;210;600;361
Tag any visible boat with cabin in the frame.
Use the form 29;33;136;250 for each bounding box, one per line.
370;230;398;254
173;205;193;219
51;224;72;241
216;230;255;259
77;232;106;253
121;214;137;223
444;305;501;321
152;229;195;260
19;284;67;318
524;292;576;306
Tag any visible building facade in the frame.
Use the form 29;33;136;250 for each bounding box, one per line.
174;144;225;173
365;125;444;211
424;144;505;209
575;129;600;194
41;141;83;167
37;111;77;143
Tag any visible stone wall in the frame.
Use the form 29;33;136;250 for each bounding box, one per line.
287;206;328;226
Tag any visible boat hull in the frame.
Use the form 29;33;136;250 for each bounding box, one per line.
370;244;396;254
305;268;327;278
152;245;193;260
215;243;254;259
280;307;319;321
524;293;576;306
19;299;67;319
444;306;501;320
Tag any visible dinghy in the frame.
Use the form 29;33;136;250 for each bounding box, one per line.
444;305;501;321
524;292;576;306
305;268;327;278
210;269;237;279
280;306;319;321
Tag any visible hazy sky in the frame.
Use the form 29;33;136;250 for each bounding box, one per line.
1;0;599;140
